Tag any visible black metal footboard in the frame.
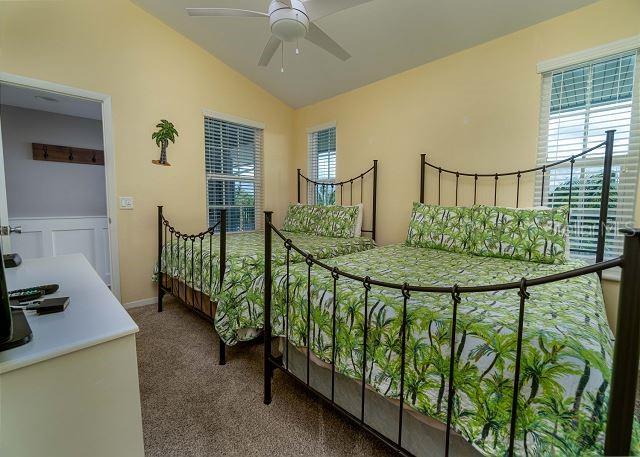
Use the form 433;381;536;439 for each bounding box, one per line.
263;213;640;456
157;206;227;364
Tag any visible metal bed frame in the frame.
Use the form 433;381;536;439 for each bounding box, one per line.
156;207;228;363
156;162;378;365
263;130;640;456
296;159;378;240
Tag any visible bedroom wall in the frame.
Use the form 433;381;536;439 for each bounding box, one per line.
1;105;106;218
292;0;640;329
0;0;294;304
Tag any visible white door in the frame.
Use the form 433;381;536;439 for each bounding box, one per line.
0;113;12;253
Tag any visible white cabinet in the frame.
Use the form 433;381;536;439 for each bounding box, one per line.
0;254;143;457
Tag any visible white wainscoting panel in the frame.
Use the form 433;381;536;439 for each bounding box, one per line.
9;216;111;285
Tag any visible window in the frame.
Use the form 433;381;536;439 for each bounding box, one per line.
307;125;336;205
205;116;263;232
536;50;640;261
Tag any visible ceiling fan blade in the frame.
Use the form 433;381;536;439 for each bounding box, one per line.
279;0;293;7
302;0;373;20
258;36;282;67
186;8;268;18
305;22;350;61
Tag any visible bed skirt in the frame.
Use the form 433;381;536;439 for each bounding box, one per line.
278;338;481;457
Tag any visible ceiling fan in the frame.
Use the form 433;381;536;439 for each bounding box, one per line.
187;0;373;70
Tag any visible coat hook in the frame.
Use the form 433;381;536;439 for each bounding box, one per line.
43;145;49;160
68;148;74;161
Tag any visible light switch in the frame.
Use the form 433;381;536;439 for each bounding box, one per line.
119;196;134;210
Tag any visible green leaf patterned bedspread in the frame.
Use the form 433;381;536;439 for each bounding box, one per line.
249;244;630;456
156;231;375;344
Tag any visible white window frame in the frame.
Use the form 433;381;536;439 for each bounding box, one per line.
307;122;337;205
203;110;264;232
535;39;640;279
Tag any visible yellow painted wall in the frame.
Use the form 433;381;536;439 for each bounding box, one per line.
0;0;294;304
292;0;640;329
1;0;638;326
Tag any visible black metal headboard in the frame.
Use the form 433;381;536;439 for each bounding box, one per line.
420;130;615;265
297;160;378;241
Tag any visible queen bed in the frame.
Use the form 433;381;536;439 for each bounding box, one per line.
259;131;640;456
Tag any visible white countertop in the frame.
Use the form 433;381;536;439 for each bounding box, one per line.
0;254;138;374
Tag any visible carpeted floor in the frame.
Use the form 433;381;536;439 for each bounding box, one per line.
128;299;394;457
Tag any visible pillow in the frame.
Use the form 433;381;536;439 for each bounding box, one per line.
351;203;364;237
282;204;318;234
313;205;360;238
471;205;569;264
282;204;359;238
405;202;477;253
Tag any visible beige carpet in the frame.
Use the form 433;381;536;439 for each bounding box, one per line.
128;299;394;457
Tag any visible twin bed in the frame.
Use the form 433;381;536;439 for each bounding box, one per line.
155;131;639;456
155;162;378;362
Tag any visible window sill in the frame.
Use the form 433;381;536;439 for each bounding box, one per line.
602;267;621;282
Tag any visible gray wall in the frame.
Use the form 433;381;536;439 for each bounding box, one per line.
1;105;106;218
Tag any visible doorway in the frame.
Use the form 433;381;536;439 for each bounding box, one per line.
0;73;120;298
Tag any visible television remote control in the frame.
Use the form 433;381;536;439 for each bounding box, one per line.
9;284;59;303
9;289;44;302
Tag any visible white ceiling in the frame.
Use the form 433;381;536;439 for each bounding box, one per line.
0;84;102;120
138;0;597;108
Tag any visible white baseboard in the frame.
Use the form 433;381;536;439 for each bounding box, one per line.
123;297;156;310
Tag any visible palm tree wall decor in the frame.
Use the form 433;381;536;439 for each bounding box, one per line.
151;119;178;166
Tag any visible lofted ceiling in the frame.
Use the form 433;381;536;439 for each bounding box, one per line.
132;0;597;108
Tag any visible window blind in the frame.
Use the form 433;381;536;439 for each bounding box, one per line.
535;50;640;261
307;126;336;205
205;116;263;232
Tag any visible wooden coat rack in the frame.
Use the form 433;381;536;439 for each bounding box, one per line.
32;143;104;166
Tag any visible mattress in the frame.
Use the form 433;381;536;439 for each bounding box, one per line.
250;244;630;456
155;231;375;344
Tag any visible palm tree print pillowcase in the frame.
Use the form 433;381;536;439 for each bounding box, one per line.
405;202;477;253
283;204;360;238
313;205;360;238
471;205;569;264
282;204;318;234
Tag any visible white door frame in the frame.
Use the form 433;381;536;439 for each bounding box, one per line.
0;72;121;300
0;114;10;253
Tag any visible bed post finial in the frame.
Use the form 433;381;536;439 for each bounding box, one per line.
420;154;426;204
595;130;615;272
372;160;378;242
263;211;274;405
605;228;640;455
157;205;164;313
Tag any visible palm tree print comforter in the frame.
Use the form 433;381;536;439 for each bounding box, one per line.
155;231;375;344
250;244;635;456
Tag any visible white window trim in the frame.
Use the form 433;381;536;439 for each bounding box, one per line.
307;123;337;205
602;268;621;282
202;109;265;130
535;49;639;270
203;111;264;232
537;34;640;74
307;121;336;134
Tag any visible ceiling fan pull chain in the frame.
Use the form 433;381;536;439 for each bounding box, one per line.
281;41;285;73
296;13;300;55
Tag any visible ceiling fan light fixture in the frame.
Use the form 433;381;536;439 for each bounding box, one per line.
271;18;307;42
270;9;308;42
